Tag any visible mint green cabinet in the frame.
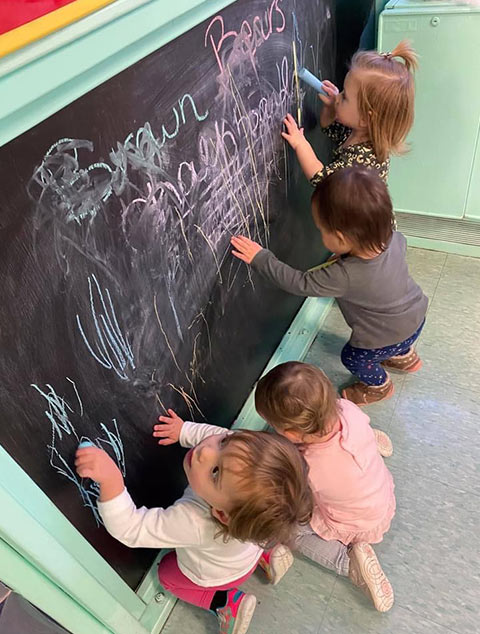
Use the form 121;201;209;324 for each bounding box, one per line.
378;1;480;219
465;120;480;219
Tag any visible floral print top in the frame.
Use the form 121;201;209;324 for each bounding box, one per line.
310;123;390;186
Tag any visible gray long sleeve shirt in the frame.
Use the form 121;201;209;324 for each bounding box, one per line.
252;232;428;349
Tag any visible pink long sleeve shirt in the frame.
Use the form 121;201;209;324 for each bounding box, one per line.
301;399;396;545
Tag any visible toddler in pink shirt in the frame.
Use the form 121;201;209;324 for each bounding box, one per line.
255;361;396;612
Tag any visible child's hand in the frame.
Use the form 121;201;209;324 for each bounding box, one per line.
153;409;185;446
75;446;121;484
281;114;305;150
231;236;262;264
318;80;339;107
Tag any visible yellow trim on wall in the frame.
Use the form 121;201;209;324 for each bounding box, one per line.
0;0;116;58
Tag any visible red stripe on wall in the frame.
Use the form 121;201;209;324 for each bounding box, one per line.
0;1;77;35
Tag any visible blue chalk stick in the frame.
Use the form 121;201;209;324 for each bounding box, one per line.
78;440;94;449
298;68;327;96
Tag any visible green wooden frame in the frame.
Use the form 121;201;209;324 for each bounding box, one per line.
0;0;236;148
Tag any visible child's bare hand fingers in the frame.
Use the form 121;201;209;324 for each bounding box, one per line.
231;236;251;247
157;438;176;446
283;114;298;129
322;79;337;90
157;415;174;424
232;250;249;262
281;132;295;144
77;466;96;478
75;454;94;468
153;424;174;434
75;459;94;474
153;429;173;438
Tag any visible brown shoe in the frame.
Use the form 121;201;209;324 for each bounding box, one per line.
342;377;394;407
348;543;394;612
373;429;393;458
382;347;422;373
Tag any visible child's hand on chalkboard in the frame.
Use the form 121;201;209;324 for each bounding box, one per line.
75;447;122;485
153;409;185;445
281;114;305;150
231;236;262;264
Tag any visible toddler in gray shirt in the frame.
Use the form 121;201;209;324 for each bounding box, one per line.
231;167;427;407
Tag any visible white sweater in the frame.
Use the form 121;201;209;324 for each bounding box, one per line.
97;421;263;586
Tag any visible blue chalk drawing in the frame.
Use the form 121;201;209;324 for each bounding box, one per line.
76;274;135;380
32;379;126;526
97;418;126;477
31;381;80;443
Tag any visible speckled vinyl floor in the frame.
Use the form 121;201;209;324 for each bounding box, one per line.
161;248;480;634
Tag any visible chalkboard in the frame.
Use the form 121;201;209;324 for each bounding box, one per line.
0;0;334;589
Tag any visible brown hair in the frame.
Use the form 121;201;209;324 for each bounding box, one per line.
351;40;418;161
311;167;394;253
215;430;313;545
255;362;339;437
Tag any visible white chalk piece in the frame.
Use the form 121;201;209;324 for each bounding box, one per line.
298;68;327;96
78;440;94;449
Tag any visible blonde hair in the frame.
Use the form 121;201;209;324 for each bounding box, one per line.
350;40;418;162
255;362;339;438
215;430;313;545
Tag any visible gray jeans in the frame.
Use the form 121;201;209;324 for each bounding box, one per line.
290;523;350;576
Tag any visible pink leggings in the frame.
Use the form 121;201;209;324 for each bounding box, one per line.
157;551;257;610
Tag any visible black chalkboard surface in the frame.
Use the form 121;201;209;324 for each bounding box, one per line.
0;0;333;589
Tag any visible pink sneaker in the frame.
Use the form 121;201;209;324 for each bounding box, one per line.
258;544;294;585
348;543;394;612
217;589;257;634
373;429;393;458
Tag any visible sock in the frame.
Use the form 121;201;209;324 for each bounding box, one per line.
210;590;228;612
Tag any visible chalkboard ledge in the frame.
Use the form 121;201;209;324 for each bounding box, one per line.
233;296;334;431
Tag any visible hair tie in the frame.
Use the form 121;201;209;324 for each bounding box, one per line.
382;51;392;60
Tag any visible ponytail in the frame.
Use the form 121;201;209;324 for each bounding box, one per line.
350;40;418;160
388;39;419;72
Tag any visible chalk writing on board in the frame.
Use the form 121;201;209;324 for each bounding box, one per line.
205;0;286;72
25;2;330;528
76;274;135;381
29;138;114;226
28;51;293;430
32;379;125;525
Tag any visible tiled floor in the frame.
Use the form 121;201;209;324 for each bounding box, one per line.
162;248;480;634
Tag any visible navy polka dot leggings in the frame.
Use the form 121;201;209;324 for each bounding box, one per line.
341;321;425;386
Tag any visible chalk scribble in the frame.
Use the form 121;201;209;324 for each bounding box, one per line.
32;379;125;525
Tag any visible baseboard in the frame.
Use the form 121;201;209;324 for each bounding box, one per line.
405;235;480;258
395;211;480;258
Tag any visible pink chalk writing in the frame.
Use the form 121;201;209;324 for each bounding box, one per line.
205;0;286;73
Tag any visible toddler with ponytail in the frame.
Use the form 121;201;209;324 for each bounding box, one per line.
282;40;418;184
